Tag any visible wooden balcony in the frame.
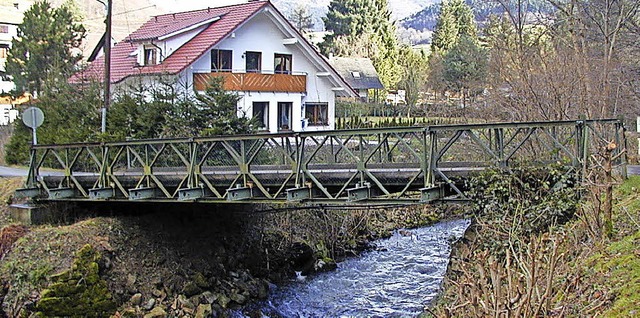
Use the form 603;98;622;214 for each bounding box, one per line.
193;72;306;93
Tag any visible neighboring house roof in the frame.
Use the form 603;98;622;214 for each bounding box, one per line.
74;1;269;84
329;57;384;91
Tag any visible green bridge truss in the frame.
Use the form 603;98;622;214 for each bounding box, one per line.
15;119;627;205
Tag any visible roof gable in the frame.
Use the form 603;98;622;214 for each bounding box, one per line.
73;1;268;84
72;0;357;98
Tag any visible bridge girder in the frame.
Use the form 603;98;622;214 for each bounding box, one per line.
15;119;627;205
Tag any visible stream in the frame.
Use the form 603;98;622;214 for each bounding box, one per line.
250;218;471;317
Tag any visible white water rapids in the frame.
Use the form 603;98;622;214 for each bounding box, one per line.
245;218;470;317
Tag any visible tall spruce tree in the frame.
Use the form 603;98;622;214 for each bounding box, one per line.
6;0;86;97
430;0;477;54
321;0;401;89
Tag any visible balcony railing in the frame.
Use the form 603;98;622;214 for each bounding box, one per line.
193;71;306;93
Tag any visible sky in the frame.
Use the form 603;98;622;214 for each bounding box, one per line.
155;0;248;13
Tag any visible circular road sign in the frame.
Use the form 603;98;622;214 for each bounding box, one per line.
22;107;44;129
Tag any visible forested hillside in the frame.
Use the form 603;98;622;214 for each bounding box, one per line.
400;0;556;44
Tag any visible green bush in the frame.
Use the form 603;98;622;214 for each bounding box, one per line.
467;165;578;237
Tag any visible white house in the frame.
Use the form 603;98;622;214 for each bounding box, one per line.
76;0;357;133
0;1;27;125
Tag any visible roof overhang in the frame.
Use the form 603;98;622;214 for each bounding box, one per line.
158;16;222;41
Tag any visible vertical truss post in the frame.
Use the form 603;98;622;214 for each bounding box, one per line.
425;130;437;187
187;141;199;188
551;126;558;161
358;135;365;185
26;148;38;187
294;136;304;187
99;145;109;189
241;140;248;186
89;143;116;200
575;120;588;183
421;129;429;188
615;118;627;178
574;121;583;169
494;128;505;168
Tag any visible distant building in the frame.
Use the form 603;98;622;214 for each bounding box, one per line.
0;0;31;126
329;57;384;103
0;1;24;94
75;1;357;133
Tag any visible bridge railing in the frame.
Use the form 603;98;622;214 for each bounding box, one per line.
16;119;626;204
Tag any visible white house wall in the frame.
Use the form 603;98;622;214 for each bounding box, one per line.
183;10;340;133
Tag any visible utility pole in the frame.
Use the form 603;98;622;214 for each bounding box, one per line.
101;0;112;133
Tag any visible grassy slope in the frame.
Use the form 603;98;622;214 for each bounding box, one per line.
595;176;640;317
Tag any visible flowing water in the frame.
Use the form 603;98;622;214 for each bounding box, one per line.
254;218;471;317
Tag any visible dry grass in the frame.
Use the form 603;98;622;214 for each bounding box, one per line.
430;176;640;317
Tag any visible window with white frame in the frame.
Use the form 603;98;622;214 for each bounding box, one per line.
305;103;328;126
252;102;269;130
211;49;232;72
277;102;292;130
143;46;158;65
245;51;261;73
274;53;292;74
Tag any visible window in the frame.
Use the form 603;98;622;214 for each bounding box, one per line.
252;102;269;129
0;25;8;34
0;71;10;82
277;102;292;131
245;51;261;73
351;71;361;78
211;49;232;72
305;103;328;126
0;44;8;59
143;47;157;65
274;53;292;74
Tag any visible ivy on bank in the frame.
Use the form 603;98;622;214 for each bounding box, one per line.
465;165;579;255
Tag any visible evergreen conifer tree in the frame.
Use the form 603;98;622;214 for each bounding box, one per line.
430;0;476;54
6;0;86;97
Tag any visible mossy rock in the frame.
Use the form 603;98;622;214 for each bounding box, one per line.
35;244;116;317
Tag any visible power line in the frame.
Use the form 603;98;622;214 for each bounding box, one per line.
82;4;156;22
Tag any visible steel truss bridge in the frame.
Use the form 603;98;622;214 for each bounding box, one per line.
15;119;627;205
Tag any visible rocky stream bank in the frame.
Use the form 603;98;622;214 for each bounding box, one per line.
0;178;456;317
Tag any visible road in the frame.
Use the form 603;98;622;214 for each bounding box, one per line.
0;166;28;177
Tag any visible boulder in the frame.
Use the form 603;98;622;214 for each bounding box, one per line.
195;304;212;318
230;292;246;305
142;298;155;311
182;282;202;297
217;293;231;309
143;307;166;318
200;291;217;304
129;293;142;306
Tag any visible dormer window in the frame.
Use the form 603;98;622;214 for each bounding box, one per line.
351;71;361;78
143;46;158;65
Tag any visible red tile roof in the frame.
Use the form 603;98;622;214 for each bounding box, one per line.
73;1;268;84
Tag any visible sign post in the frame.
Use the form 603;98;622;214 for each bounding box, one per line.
22;107;44;145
